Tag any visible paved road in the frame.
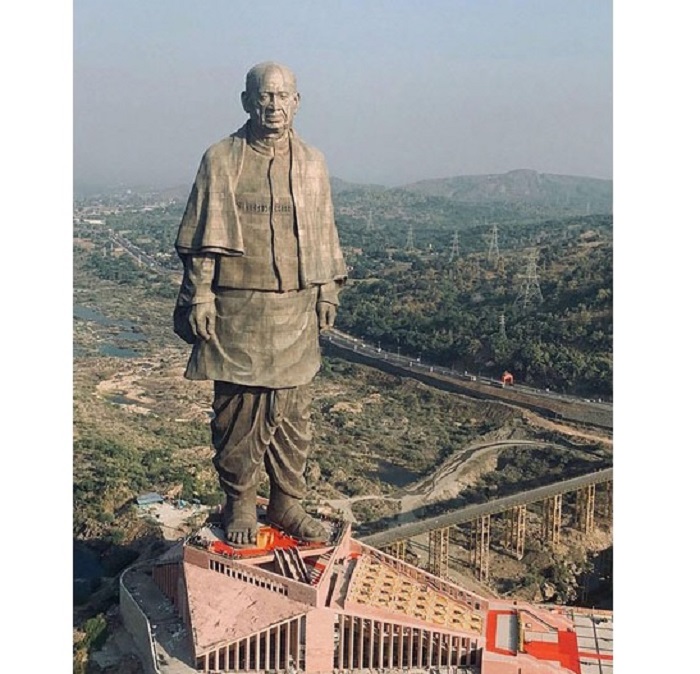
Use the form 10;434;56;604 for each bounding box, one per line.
322;329;613;430
108;231;176;276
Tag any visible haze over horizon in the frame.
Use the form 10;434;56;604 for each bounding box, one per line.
74;0;612;191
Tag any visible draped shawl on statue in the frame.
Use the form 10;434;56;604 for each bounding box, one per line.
175;123;347;287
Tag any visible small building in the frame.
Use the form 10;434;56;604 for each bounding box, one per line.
136;492;164;507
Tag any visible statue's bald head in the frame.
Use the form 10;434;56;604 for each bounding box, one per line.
241;61;301;139
245;62;297;95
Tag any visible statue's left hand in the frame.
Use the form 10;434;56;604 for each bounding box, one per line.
190;301;217;341
317;302;337;331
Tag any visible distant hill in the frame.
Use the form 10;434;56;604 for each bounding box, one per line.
329;169;611;237
399;169;612;212
76;170;612;223
330;176;386;195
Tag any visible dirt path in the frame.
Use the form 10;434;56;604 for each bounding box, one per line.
399;440;550;512
323;439;573;522
323;494;402;523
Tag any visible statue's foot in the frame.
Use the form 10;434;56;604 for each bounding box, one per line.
223;493;259;549
267;495;328;544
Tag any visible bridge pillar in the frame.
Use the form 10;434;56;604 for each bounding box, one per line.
575;484;596;534
469;515;490;582
428;527;450;578
602;481;613;520
504;505;526;560
541;493;563;545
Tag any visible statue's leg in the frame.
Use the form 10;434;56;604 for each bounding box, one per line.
264;385;328;543
211;382;273;548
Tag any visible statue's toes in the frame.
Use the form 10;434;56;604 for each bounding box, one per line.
225;526;258;548
300;517;326;540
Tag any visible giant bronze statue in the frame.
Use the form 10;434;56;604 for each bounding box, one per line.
173;62;346;548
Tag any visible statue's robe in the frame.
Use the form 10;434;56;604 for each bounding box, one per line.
173;123;346;499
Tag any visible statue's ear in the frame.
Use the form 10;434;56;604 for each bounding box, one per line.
241;91;251;114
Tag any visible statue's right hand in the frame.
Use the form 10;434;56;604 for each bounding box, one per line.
188;302;216;342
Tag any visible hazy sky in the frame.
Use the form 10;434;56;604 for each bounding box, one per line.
74;0;611;189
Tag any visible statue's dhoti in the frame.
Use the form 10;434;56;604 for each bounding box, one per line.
211;382;311;500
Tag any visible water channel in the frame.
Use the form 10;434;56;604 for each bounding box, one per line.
73;304;147;358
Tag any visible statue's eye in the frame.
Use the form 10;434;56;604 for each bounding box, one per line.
258;92;291;104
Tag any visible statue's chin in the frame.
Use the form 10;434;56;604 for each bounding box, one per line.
264;123;287;134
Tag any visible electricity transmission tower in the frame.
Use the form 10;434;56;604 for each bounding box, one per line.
406;223;415;251
448;230;460;262
487;223;501;263
514;248;544;310
499;313;507;340
366;208;374;232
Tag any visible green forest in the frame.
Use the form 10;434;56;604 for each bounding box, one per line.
336;213;612;397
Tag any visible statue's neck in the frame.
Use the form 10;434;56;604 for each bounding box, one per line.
247;127;290;157
247;124;291;148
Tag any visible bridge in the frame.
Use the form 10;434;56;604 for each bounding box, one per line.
359;468;613;583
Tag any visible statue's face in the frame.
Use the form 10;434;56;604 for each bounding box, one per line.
242;67;300;137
